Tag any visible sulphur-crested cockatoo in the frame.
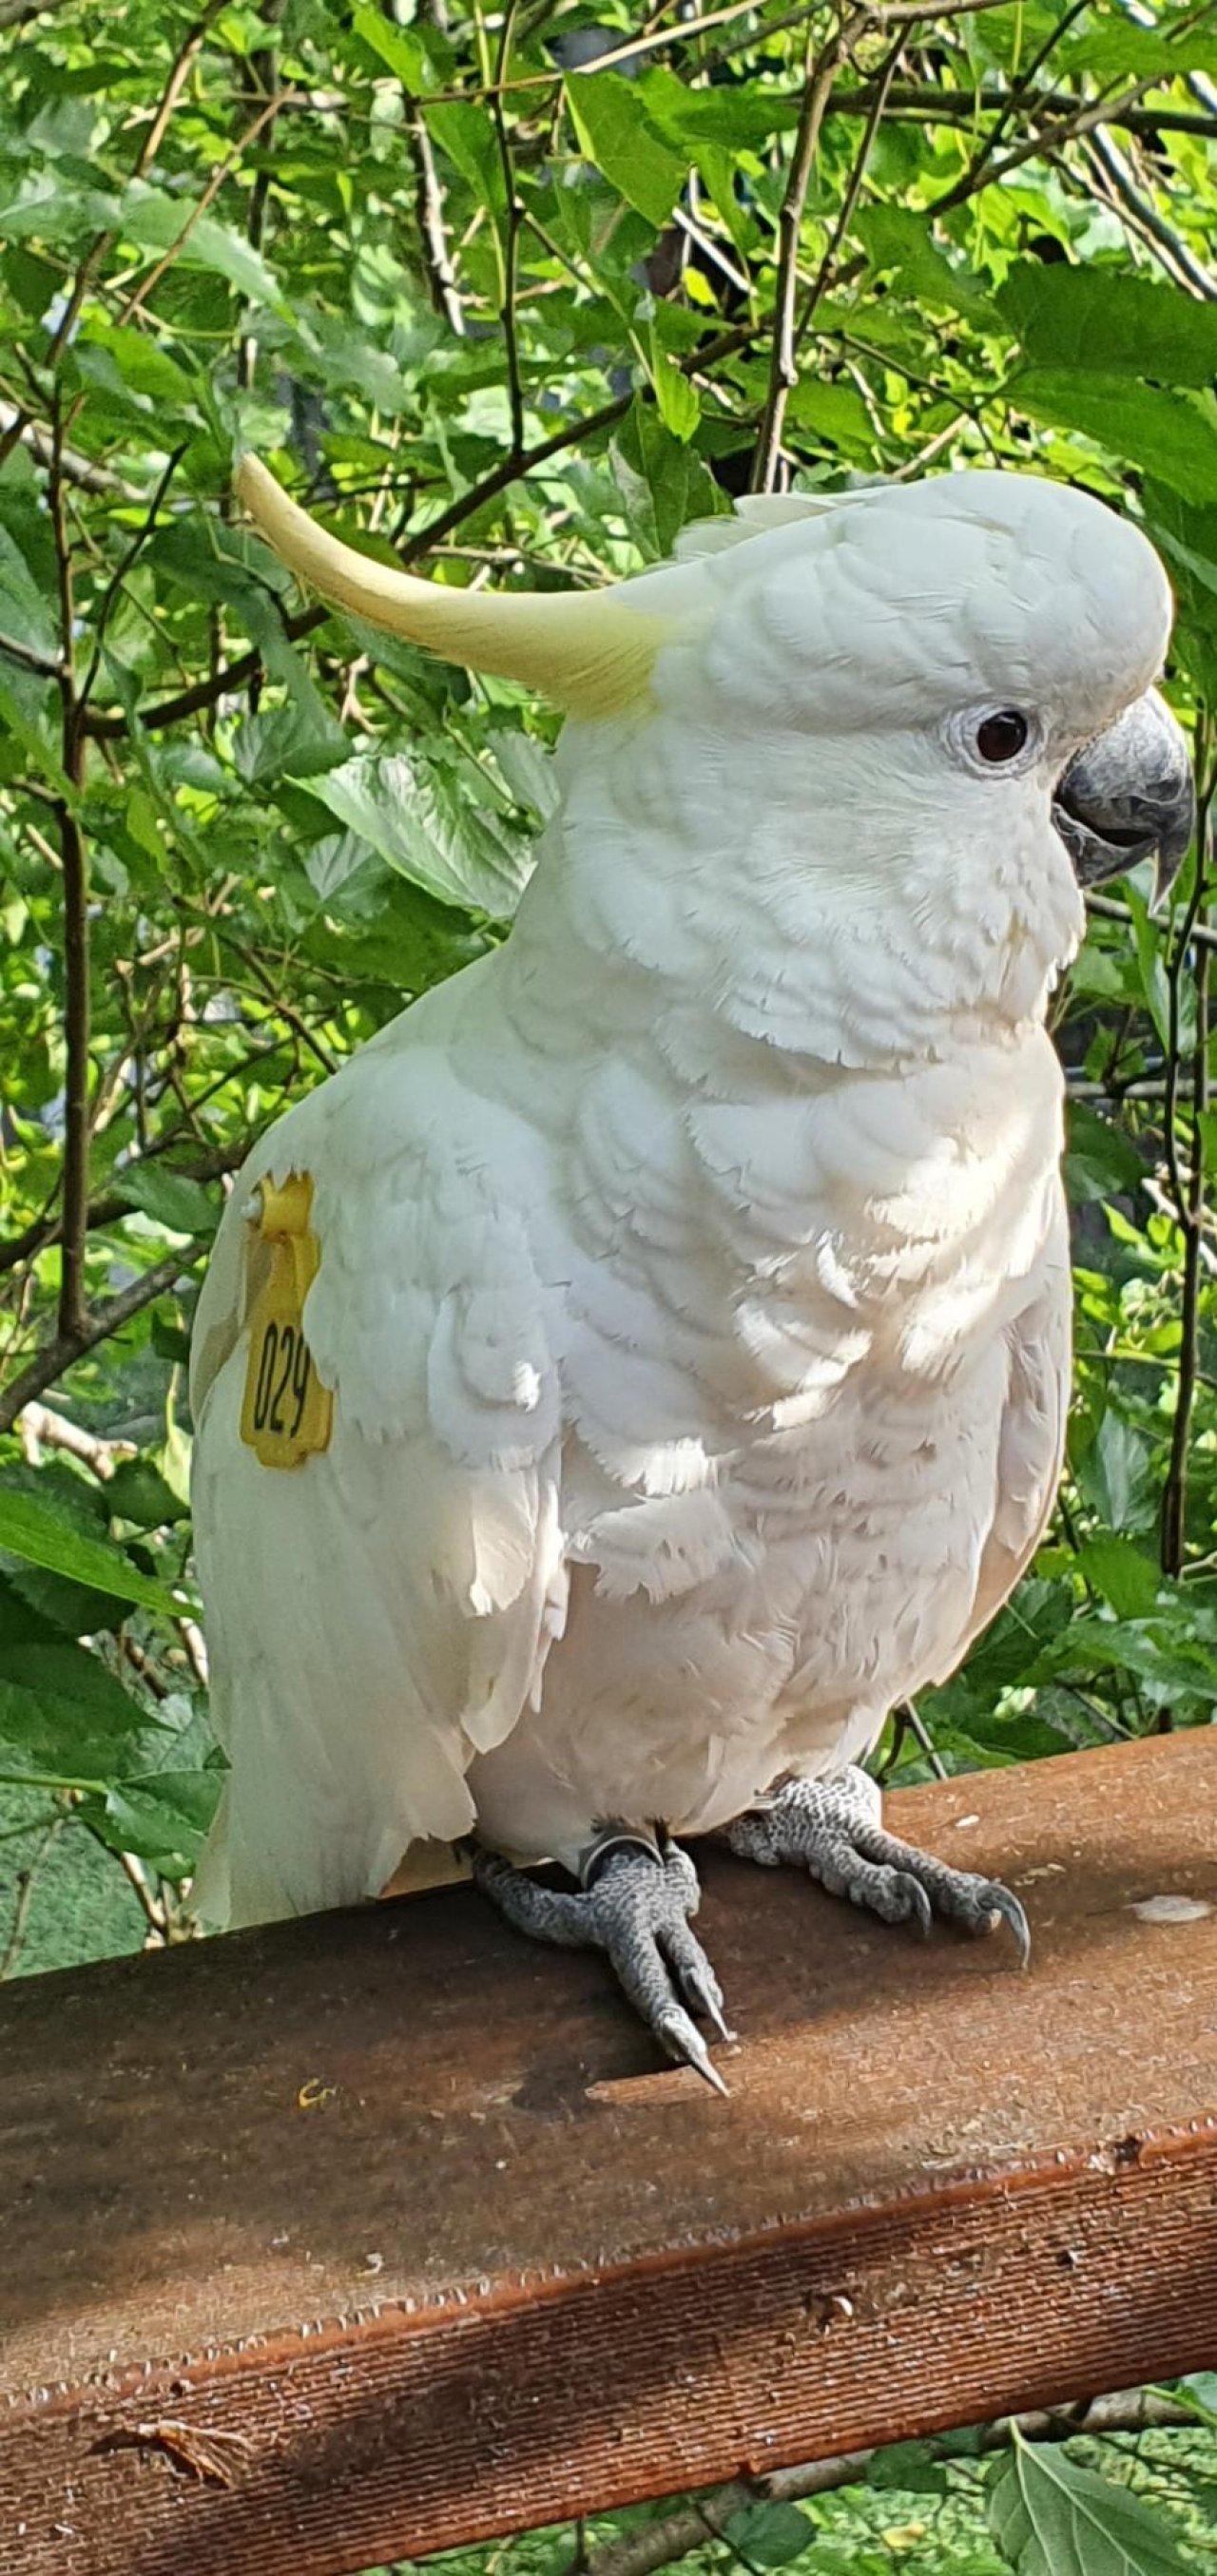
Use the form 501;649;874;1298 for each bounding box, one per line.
190;459;1192;2089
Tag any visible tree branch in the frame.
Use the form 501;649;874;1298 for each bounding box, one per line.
1161;745;1214;1585
585;2390;1198;2576
795;22;911;356
46;399;90;1350
488;0;526;463
751;24;852;492
406;106;466;336
0;1251;198;1437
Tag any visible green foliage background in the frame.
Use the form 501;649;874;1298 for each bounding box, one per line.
1;0;1215;2564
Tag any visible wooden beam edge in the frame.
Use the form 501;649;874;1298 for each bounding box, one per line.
5;2119;1217;2576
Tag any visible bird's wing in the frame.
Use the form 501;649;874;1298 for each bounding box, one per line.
188;1034;566;1928
936;1201;1072;1678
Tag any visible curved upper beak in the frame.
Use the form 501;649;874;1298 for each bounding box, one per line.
1053;687;1195;908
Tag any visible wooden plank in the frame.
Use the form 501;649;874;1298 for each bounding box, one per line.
1;1733;1215;2576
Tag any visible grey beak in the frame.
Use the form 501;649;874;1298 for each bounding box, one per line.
1053;687;1195;908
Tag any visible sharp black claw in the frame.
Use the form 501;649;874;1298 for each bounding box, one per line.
658;2008;730;2095
900;1873;934;1938
988;1883;1032;1968
680;1963;737;2043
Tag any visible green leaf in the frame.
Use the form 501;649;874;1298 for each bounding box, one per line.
426;102;507;225
304;753;533;918
1058;23;1217;77
855;203;995;317
865;2439;949;2497
0;1481;185;1620
610;405;723;561
722;2503;815;2568
231;699;349;787
568;72;687;227
1076;1535;1160;1621
106;1457;191;1530
0;1644;167;1790
77;319;202;409
1064;1103;1145;1206
0;523;59;663
988;2431;1188;2574
82;1767;222;1872
1074;1410;1154;1536
999;265;1217;389
637;62;801;152
1009;372;1217;505
784;376;877;455
120;183;287;313
648;347;699;444
349;0;430;89
114;1163;220;1239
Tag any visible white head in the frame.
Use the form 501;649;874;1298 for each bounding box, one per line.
236;459;1191;1064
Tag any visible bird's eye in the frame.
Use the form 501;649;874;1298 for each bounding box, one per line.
975;709;1030;764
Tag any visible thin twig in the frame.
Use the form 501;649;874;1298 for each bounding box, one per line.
927;74;1157;217
406;106;466;335
826;82;1217;140
16;1403;137;1481
78;445;188;718
44;0;226;373
237;0;287;391
0;1817;67;1979
752;21;858;492
488;0;526;463
1084;127;1217;298
0;628;64;680
47;397;90;1349
1161;744;1214;1586
115;90;299;329
796;21;912;354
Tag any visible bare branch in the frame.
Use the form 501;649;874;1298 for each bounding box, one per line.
752;24;852;493
1161;743;1215;1584
796;22;912;353
488;0;527;463
17;1403;138;1481
1085;127;1217;298
0;629;63;681
0;400;142;498
406;107;466;336
46;398;90;1350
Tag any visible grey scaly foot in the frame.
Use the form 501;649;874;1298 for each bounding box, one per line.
723;1767;1030;1964
472;1832;736;2093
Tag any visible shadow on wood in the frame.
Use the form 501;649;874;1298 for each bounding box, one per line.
1;1734;1215;2576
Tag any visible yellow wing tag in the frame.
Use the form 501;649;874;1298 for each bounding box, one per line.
240;1175;334;1470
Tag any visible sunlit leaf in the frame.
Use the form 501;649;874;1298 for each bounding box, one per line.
988;2432;1188;2574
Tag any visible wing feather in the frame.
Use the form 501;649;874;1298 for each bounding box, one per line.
189;1033;565;1928
938;1201;1071;1676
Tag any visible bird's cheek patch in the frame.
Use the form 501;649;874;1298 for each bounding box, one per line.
240;1174;334;1470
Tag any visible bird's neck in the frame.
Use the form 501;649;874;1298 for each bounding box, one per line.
504;726;1085;1079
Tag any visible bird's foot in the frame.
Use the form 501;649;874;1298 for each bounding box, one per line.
472;1831;736;2093
723;1766;1030;1964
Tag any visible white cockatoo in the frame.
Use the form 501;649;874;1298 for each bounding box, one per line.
190;459;1192;2087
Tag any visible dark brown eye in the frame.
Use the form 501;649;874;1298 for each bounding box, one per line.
976;708;1029;763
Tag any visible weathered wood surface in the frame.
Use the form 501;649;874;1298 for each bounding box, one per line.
2;1733;1215;2576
